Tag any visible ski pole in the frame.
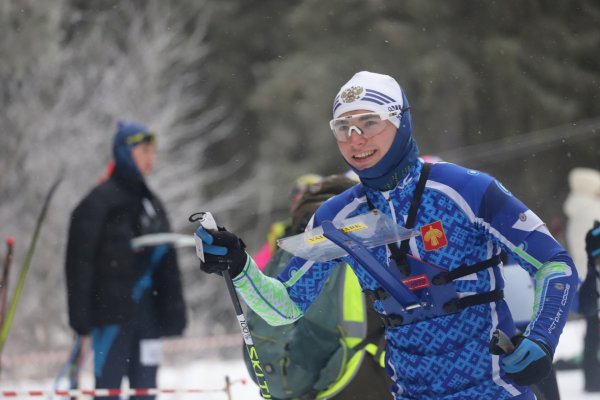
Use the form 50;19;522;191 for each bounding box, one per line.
49;335;83;400
0;236;15;329
0;174;63;356
189;212;272;399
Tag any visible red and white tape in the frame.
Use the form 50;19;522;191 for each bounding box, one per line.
0;380;247;398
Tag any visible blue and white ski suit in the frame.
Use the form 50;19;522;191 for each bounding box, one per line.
234;160;577;399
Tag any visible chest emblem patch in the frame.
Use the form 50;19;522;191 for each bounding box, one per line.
420;220;448;251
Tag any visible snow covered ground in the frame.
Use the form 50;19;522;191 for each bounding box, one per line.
2;319;598;399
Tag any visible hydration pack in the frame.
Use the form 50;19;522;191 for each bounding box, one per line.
243;250;365;399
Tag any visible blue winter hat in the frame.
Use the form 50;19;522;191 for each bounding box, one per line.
333;72;419;190
112;120;156;178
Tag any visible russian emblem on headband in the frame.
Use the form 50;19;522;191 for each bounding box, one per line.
340;86;364;103
420;220;448;251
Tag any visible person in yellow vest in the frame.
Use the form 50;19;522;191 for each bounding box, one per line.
244;174;392;399
253;174;323;270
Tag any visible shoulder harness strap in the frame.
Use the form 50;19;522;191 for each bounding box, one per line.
366;163;432;275
362;163;505;326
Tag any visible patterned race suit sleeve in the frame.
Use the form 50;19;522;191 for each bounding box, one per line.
232;255;305;326
232;195;349;326
432;164;579;353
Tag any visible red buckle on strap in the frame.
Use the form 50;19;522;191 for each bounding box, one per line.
401;274;430;291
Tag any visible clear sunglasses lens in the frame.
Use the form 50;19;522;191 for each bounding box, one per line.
331;124;352;141
330;113;387;141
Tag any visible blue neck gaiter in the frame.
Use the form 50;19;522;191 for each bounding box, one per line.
348;93;419;191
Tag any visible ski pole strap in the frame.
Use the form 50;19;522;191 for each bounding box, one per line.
432;255;502;285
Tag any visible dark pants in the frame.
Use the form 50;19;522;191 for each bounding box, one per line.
531;365;560;400
578;264;600;392
92;321;160;400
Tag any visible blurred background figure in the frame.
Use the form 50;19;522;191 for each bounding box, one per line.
253;173;323;270
564;168;600;278
65;121;187;400
580;222;600;392
559;167;600;392
245;173;392;400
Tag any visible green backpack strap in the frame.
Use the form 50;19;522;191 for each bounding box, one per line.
363;330;387;368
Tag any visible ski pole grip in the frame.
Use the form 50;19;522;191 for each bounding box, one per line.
190;212;218;262
189;211;218;230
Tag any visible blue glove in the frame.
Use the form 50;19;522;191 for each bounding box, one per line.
501;337;553;386
194;227;247;278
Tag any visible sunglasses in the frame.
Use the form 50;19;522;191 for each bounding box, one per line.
329;110;405;142
126;132;157;146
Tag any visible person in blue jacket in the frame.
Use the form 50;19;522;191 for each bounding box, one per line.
195;71;577;399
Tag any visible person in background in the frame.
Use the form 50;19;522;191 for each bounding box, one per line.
578;222;600;392
582;223;600;389
557;168;600;384
253;174;322;270
65;120;187;400
563;168;600;279
195;71;578;399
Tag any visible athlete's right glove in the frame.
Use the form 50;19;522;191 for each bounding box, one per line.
194;227;247;278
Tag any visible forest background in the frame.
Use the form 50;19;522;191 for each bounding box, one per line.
0;0;599;376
